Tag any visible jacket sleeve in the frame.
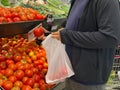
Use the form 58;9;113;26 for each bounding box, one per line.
60;0;120;49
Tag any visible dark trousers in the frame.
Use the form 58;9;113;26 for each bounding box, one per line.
64;79;106;90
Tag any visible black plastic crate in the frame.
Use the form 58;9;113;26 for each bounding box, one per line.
0;20;43;38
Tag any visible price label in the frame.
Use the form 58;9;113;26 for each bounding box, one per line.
28;30;36;41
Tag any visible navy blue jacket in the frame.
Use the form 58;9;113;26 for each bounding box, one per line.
60;0;120;85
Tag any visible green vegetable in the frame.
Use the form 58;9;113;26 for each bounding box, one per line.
19;0;70;18
1;0;10;6
107;70;115;84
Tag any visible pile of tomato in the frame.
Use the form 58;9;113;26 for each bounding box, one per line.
0;35;54;90
0;6;46;23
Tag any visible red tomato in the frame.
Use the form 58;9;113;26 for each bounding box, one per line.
43;62;48;69
11;86;21;90
8;76;17;83
0;75;7;81
22;85;32;90
22;77;28;84
38;52;46;58
32;74;40;82
33;83;40;88
8;63;17;71
33;60;40;65
26;78;35;87
0;70;5;75
33;27;44;37
8;48;15;54
17;65;25;70
36;53;41;59
0;17;7;23
24;63;31;70
0;73;2;78
61;67;68;75
30;64;34;68
25;48;31;53
6;18;13;23
11;12;19;18
25;69;33;77
15;6;23;12
39;60;45;65
20;15;28;21
42;15;46;19
0;78;4;86
4;52;13;59
16;62;23;68
2;12;9;18
1;50;8;55
35;14;44;20
39;72;45;79
13;17;21;22
14;70;24;80
40;56;46;62
39;79;45;86
6;59;14;65
0;54;5;61
21;59;27;64
42;68;48;74
27;14;35;20
31;67;39;74
14;55;22;62
0;61;7;69
31;55;37;61
5;68;14;77
28;9;38;15
14;81;23;88
38;65;43;70
2;80;13;90
26;58;32;64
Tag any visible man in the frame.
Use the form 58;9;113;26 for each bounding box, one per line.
51;0;120;90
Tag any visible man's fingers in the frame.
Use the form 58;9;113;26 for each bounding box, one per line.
58;28;64;31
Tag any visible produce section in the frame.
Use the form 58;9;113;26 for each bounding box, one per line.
0;0;119;90
0;5;66;38
0;0;70;18
0;3;57;90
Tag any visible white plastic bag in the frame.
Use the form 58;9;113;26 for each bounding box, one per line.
42;34;74;84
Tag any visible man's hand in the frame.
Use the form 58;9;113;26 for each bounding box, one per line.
51;31;61;41
37;34;46;40
51;28;64;41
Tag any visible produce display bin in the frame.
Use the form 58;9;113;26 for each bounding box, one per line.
0;20;43;38
0;18;65;38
